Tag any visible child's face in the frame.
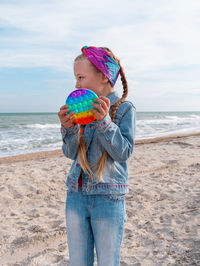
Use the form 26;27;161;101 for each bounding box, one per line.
74;59;108;96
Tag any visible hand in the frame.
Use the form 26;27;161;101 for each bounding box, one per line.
91;96;110;121
58;105;76;128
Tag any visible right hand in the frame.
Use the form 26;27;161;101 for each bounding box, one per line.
58;105;76;128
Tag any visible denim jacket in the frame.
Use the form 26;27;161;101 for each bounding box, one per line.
61;91;136;195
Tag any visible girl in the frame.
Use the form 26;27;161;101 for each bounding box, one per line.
58;46;136;266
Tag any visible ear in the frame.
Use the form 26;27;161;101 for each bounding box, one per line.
101;73;109;84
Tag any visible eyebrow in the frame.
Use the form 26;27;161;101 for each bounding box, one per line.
75;73;85;77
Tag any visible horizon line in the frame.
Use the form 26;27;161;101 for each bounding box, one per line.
0;110;200;114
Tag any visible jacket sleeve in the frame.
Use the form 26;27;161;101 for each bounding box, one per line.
94;103;136;162
61;124;80;160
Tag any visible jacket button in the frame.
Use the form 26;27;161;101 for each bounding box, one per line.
86;187;90;192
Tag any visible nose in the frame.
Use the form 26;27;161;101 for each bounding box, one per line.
75;81;80;89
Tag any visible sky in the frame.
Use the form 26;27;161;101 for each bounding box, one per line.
0;0;200;112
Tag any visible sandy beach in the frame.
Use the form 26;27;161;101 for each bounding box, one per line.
0;133;200;266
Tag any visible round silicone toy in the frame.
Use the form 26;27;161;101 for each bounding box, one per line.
65;88;99;125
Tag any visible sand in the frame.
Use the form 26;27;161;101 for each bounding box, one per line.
0;133;200;265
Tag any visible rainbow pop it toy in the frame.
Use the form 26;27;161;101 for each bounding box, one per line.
65;88;99;125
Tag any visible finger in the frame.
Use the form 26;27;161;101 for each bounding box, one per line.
97;99;107;110
93;98;104;104
99;96;110;107
65;111;75;120
99;95;109;101
92;98;107;110
61;109;74;117
60;112;75;124
65;120;75;128
91;108;102;120
92;107;107;121
94;98;110;110
59;108;70;116
62;116;76;128
58;107;69;118
60;105;69;110
91;102;104;113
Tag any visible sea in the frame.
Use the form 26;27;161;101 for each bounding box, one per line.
0;112;200;158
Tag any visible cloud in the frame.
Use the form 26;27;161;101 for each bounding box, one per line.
0;0;200;111
0;50;74;71
1;0;200;71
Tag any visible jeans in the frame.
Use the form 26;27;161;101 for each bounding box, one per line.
66;188;126;266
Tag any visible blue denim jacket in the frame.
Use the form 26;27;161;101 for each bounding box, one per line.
61;91;136;195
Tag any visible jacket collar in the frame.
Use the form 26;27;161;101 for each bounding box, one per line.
107;91;120;106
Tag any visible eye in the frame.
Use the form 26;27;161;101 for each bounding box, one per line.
78;76;84;80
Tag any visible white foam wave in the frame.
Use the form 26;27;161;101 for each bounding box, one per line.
1;112;200;158
135;127;200;140
137;115;200;126
25;123;60;129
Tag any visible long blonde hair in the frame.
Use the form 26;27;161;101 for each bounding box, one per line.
75;47;128;183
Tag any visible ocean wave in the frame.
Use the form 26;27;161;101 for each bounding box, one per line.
137;115;200;126
24;123;60;129
136;127;200;140
1;112;200;157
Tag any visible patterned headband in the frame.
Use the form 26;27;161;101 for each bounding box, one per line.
81;46;120;87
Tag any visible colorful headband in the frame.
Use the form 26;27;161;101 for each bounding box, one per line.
81;46;120;87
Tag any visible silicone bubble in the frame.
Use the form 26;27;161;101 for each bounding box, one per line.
65;88;99;125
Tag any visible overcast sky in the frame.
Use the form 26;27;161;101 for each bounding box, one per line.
0;0;200;112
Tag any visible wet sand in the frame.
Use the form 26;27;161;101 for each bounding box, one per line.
0;133;200;265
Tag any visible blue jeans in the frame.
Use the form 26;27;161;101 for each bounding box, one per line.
66;188;126;266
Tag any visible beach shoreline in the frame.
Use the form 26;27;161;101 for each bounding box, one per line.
1;131;200;164
0;133;200;265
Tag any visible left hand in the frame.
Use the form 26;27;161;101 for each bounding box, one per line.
91;96;110;121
